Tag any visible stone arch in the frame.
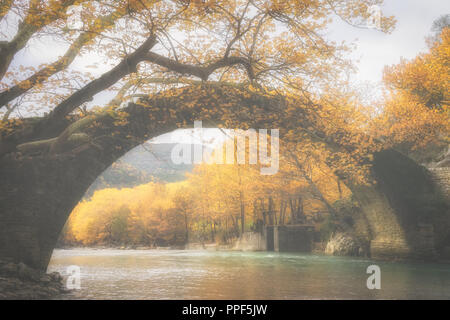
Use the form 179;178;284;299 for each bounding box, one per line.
0;84;448;270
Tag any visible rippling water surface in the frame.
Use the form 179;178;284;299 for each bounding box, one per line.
48;249;450;299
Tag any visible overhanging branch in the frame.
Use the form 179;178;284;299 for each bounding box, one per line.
144;52;255;80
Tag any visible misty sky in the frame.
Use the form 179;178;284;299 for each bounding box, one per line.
327;0;449;84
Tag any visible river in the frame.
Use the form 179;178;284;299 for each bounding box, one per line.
48;248;450;299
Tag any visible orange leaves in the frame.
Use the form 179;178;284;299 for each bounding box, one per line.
375;94;449;149
383;28;450;110
377;28;450;151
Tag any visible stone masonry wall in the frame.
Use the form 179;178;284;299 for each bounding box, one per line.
349;150;450;261
429;167;450;199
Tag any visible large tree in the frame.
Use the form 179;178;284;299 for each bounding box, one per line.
0;0;395;159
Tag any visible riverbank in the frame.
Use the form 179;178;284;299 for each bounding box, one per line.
0;259;68;299
56;237;450;265
56;243;236;252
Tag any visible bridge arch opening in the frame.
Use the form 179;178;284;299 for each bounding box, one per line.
53;125;334;255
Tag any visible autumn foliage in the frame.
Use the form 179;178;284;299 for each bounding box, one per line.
373;28;450;152
62;138;351;246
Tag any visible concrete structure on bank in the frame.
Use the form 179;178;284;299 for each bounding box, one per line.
264;226;274;251
273;225;314;252
235;225;315;253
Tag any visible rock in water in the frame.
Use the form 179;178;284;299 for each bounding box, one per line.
0;259;67;299
325;232;361;256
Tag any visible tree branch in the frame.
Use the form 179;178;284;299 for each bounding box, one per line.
0;0;81;80
144;52;255;80
46;34;157;124
0;34;157;157
0;8;126;108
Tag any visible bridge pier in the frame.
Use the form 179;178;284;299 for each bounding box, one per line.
0;140;136;271
351;149;449;261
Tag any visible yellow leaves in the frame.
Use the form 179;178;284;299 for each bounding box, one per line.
376;28;450;150
377;93;449;149
384;28;450;110
65;182;187;245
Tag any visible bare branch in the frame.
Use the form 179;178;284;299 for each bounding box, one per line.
0;0;82;80
46;35;157;124
144;52;255;80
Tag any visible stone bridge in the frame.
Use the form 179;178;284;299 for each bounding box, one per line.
0;85;449;270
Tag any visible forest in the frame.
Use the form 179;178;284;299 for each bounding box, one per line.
61;138;354;246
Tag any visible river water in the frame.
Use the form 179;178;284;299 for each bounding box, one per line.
48;249;450;299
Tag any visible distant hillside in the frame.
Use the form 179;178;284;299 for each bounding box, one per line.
85;143;210;197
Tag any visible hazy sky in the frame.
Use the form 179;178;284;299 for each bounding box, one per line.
328;0;449;84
